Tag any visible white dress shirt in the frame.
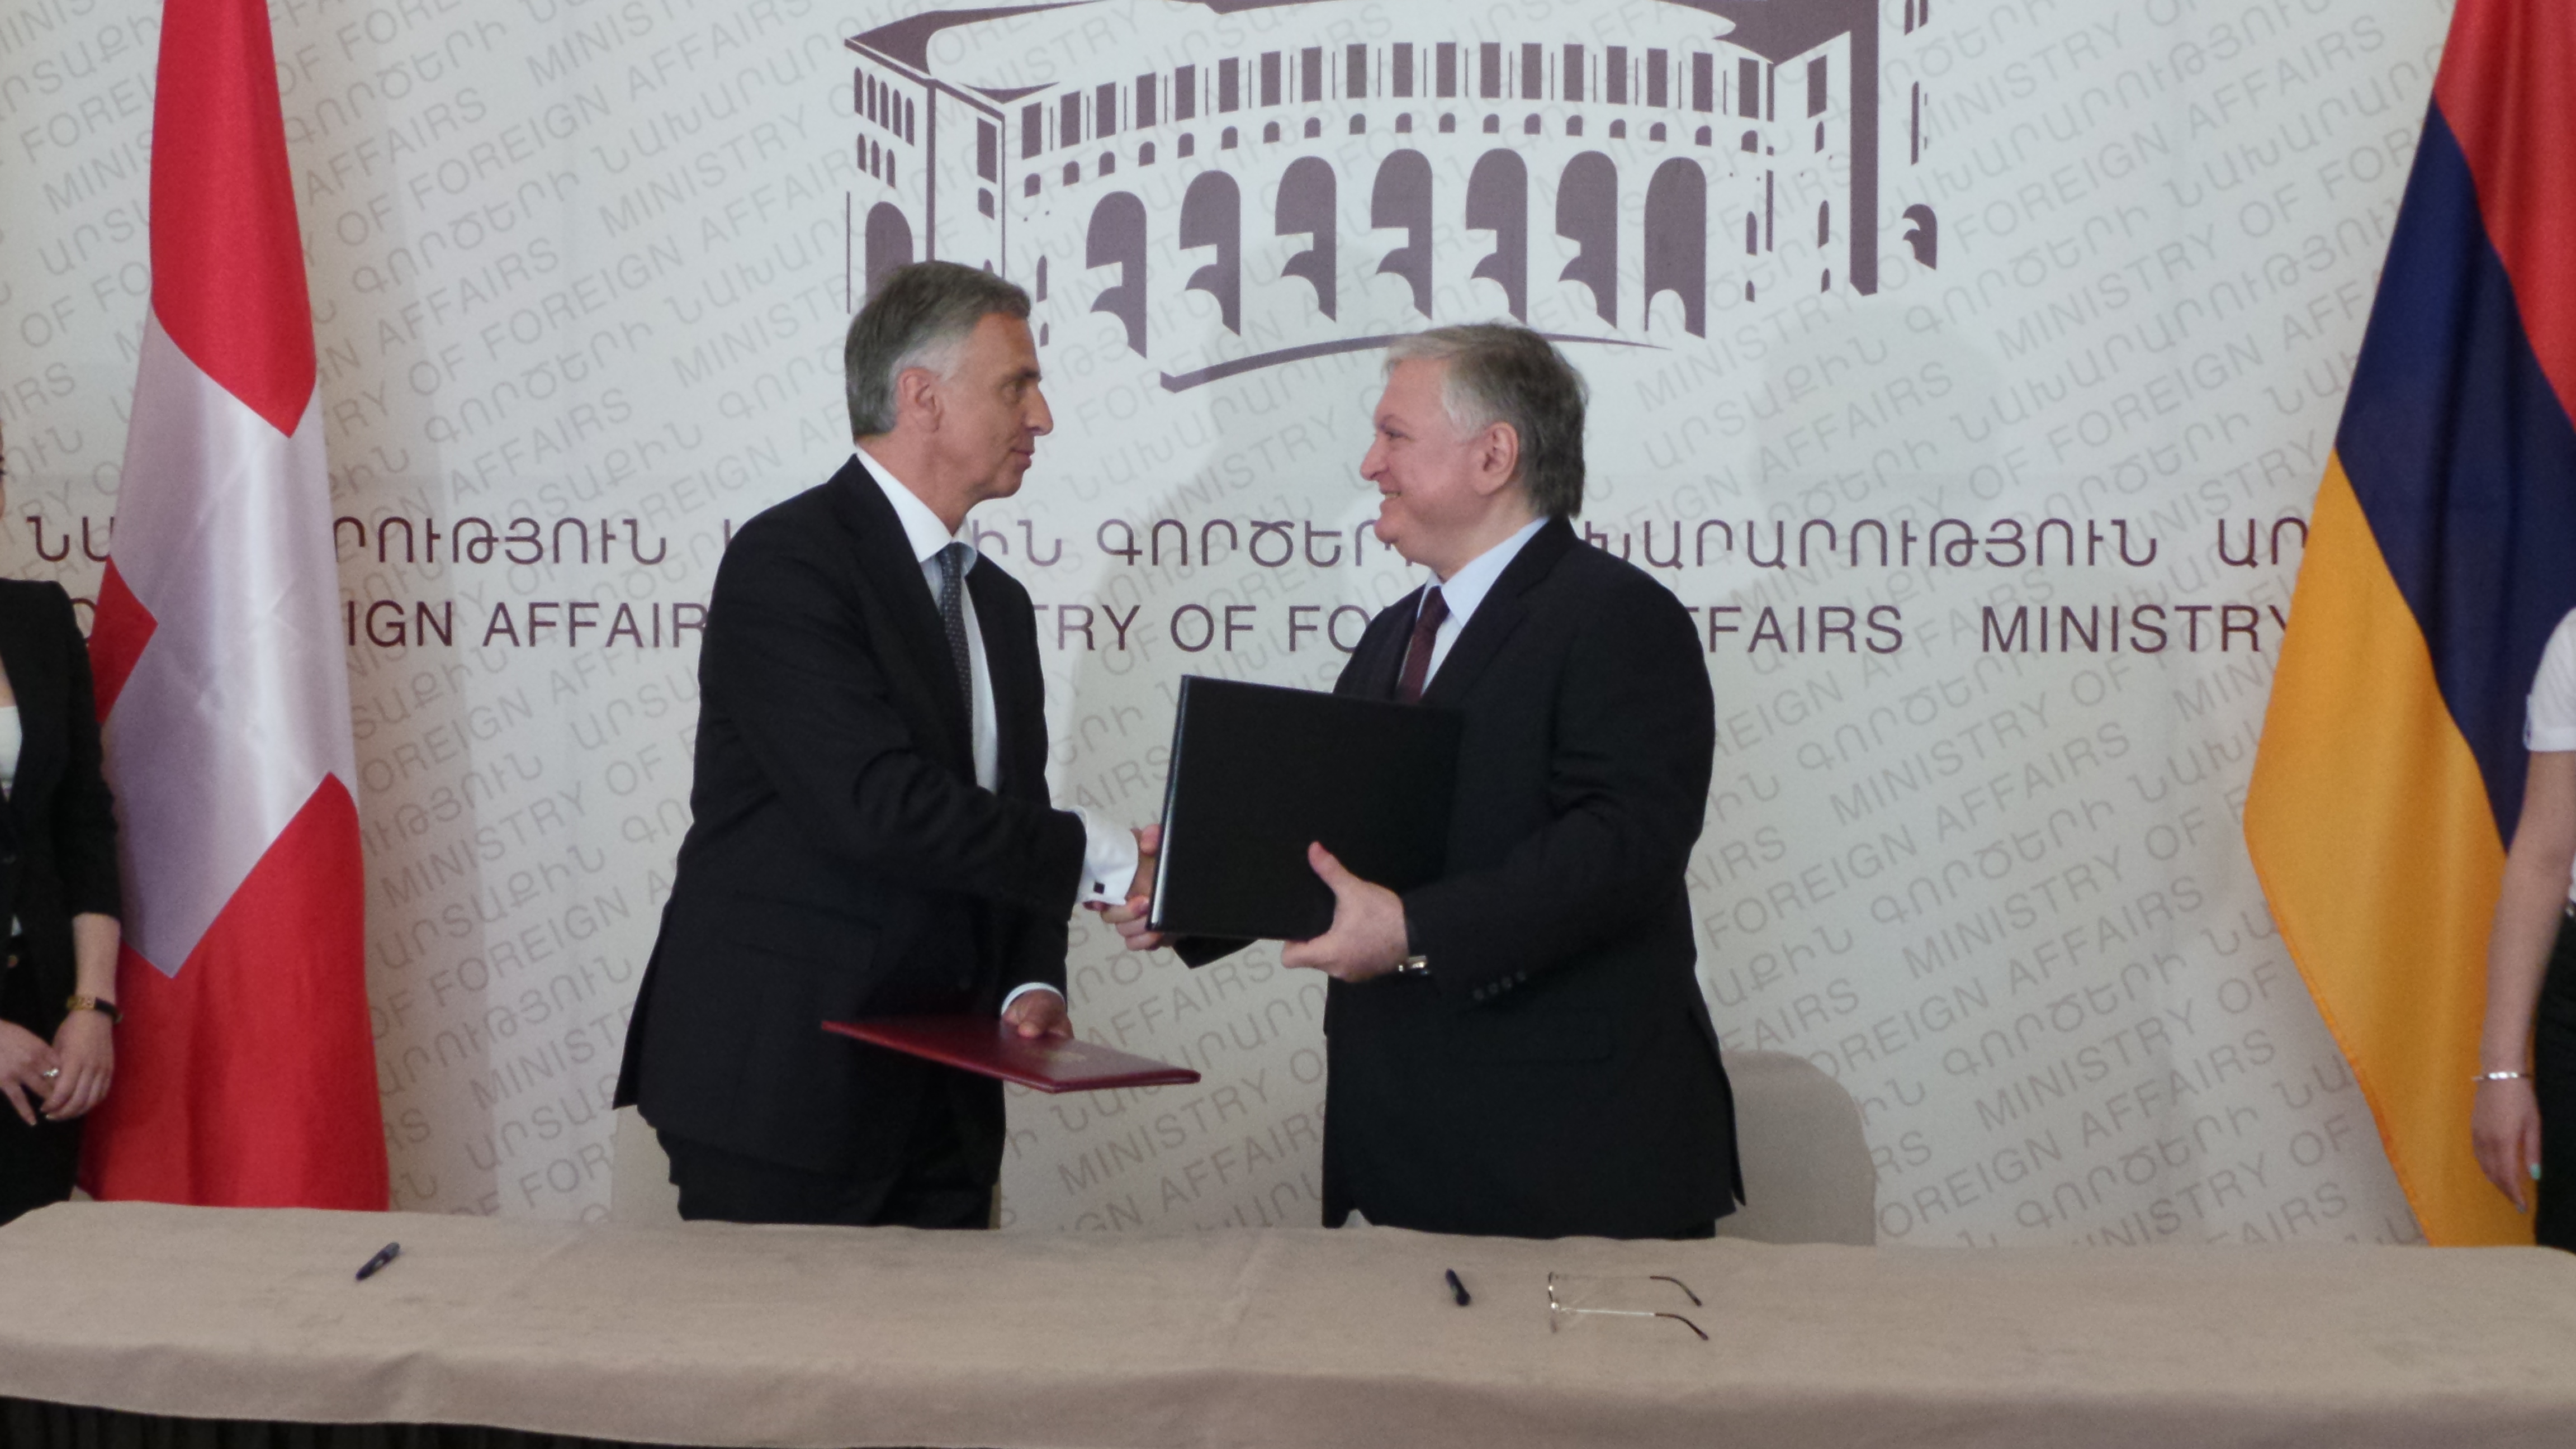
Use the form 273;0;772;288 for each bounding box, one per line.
1410;515;1550;687
855;449;1136;1012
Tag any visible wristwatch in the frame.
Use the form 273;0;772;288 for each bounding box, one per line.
65;994;121;1024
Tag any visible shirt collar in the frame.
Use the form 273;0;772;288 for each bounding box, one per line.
1426;515;1549;622
855;447;973;569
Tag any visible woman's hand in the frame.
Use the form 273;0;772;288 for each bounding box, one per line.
0;1019;60;1127
42;1008;113;1120
2473;1076;2544;1213
2470;754;2573;1219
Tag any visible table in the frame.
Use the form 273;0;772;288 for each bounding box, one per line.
3;1201;2574;1448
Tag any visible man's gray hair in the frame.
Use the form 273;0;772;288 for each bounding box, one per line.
845;261;1032;438
1386;324;1587;518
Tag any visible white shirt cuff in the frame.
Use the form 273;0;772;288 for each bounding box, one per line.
1000;981;1062;1017
1071;806;1141;907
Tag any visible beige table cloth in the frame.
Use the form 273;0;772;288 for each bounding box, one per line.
2;1200;2573;1447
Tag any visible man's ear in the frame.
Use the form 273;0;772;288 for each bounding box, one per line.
1471;420;1523;498
896;366;942;433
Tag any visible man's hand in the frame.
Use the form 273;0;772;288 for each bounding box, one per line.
42;1010;113;1120
1003;988;1072;1040
0;1020;60;1128
1100;823;1165;953
1280;843;1410;982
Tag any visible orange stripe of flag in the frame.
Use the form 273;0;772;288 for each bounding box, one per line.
2244;454;2526;1245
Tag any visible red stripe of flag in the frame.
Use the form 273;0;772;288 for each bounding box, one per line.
2433;0;2576;418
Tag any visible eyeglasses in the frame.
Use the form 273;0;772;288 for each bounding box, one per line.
1545;1272;1707;1341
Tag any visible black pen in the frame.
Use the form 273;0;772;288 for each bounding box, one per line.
355;1242;401;1281
1443;1268;1471;1307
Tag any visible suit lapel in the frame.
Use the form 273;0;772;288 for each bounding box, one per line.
1419;518;1574;707
826;458;974;769
1346;586;1423;702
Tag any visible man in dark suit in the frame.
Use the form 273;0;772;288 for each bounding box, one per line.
1115;325;1737;1238
616;263;1142;1228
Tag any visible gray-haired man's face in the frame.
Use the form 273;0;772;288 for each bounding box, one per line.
918;312;1052;509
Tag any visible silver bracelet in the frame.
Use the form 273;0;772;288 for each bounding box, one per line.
2475;1070;2530;1083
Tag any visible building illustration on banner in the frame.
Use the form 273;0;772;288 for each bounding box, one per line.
844;0;1929;390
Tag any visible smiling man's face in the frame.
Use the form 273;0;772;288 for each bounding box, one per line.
1361;357;1524;577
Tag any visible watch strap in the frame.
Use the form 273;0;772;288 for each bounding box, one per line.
65;993;120;1024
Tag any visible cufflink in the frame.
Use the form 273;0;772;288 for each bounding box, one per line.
1391;955;1429;976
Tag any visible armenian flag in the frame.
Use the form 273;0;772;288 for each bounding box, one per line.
2246;0;2576;1246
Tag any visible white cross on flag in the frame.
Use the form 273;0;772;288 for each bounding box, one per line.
80;0;386;1208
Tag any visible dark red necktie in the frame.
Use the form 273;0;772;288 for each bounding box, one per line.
1396;587;1449;704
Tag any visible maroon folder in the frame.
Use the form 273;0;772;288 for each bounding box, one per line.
823;1016;1201;1093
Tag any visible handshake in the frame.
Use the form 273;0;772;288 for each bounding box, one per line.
1086;823;1419;985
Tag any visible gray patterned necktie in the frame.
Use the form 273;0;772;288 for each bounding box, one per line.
935;542;974;711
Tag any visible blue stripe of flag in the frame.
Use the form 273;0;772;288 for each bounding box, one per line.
2334;105;2576;842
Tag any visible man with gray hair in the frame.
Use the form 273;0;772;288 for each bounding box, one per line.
1116;324;1739;1238
618;261;1144;1227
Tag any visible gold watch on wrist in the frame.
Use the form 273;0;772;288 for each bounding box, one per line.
64;994;121;1025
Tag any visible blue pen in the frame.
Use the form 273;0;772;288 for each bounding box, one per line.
356;1242;401;1281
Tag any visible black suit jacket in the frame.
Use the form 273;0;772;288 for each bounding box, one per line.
0;580;122;1035
1320;518;1739;1238
615;458;1086;1182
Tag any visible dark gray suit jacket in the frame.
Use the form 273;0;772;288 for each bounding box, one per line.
0;580;122;1038
1322;518;1740;1238
615;458;1083;1184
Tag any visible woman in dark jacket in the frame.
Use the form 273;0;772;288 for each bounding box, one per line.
0;421;126;1225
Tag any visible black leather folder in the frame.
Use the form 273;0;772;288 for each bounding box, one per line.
1148;675;1461;954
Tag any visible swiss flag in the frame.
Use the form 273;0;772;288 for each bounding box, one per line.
79;0;386;1208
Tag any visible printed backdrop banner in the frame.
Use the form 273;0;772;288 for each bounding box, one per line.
1;0;2449;1243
